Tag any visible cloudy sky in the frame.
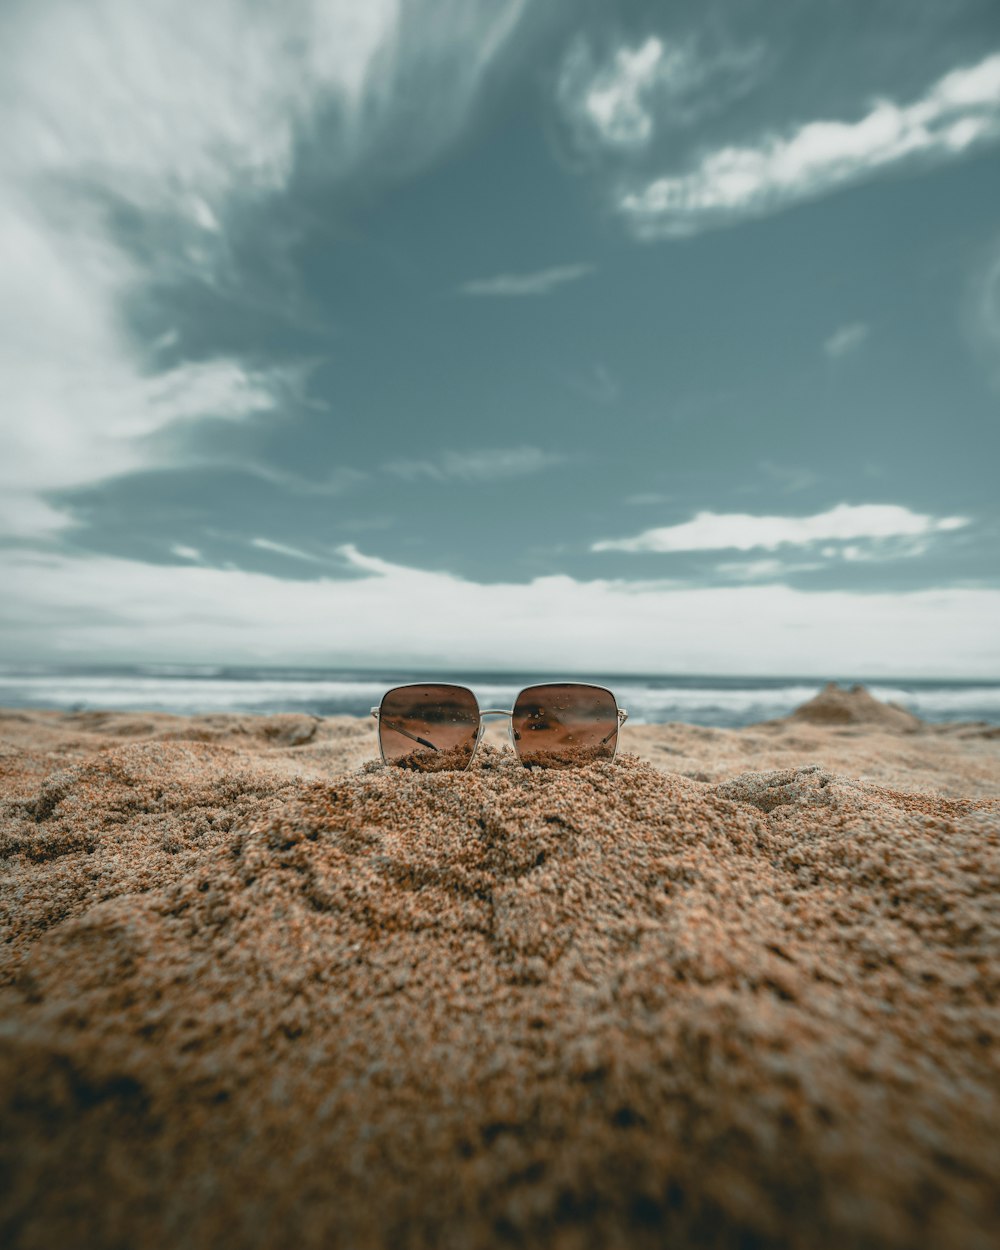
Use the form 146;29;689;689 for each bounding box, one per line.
1;0;999;675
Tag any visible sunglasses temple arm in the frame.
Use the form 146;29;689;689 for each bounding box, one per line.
377;716;440;752
600;708;628;746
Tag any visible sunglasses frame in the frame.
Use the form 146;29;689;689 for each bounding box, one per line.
371;681;629;771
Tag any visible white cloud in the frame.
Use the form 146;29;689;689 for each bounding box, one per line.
558;36;665;150
250;537;323;563
171;545;202;562
459;263;594;297
557;33;764;154
0;197;291;507
824;322;870;359
3;0;525;231
620;54;1000;237
0;0;532;537
1;546;997;677
0;493;73;539
384;446;564;482
0;1;401;294
592;504;969;554
714;558;820;581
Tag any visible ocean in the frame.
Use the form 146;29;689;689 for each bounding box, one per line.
1;665;998;727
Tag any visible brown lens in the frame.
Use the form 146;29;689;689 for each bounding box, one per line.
511;683;619;769
378;684;480;772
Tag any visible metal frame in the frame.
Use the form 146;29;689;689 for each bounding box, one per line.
371;681;629;770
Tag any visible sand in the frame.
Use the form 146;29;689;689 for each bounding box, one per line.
1;688;998;1249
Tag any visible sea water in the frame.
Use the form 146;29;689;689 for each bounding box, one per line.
1;665;998;727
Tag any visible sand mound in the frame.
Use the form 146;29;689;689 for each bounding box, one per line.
19;708;330;747
786;682;924;731
2;743;998;1250
0;741;297;984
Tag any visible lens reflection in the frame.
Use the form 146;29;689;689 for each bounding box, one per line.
511;683;619;769
378;683;480;772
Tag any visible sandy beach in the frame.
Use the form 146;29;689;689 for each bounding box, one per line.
1;685;998;1249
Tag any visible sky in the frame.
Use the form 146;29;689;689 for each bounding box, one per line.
1;0;999;676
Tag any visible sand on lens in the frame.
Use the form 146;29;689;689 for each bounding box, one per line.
0;687;998;1250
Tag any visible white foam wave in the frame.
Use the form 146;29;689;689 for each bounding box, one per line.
0;675;387;714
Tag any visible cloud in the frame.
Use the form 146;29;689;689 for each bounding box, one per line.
0;196;294;514
592;504;969;553
3;0;531;237
824;322;870;359
557;36;666;151
459;263;595;297
0;493;72;540
0;0;533;537
556;33;764;155
2;546;998;677
239;465;368;498
713;557;821;581
384;446;564;482
619;53;1000;237
250;538;323;563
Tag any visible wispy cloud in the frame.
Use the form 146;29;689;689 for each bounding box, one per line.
459;263;594;297
3;0;532;242
250;537;323;563
0;0;532;538
556;33;765;154
557;36;665;151
384;446;564;482
714;557;822;581
619;54;1000;237
239;464;368;497
593;504;969;553
824;322;870;359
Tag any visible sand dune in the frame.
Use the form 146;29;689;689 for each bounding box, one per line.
1;691;998;1249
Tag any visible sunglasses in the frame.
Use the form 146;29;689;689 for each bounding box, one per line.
371;682;628;772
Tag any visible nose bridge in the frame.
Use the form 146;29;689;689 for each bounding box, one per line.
478;707;513;718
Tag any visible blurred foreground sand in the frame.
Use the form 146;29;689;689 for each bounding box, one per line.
1;686;998;1249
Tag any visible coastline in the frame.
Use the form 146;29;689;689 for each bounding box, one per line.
3;666;1000;729
3;680;998;798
